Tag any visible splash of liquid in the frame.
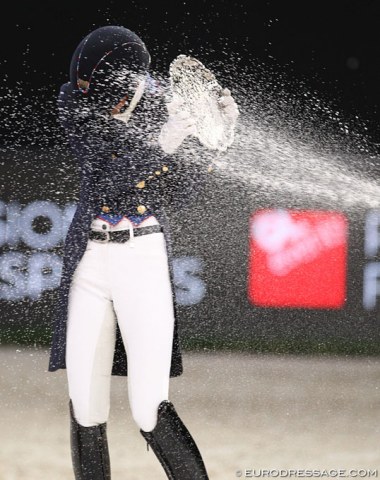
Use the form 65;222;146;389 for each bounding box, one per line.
182;62;380;212
212;111;380;210
1;62;379;216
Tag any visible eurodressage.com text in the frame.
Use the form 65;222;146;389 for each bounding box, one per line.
235;469;378;478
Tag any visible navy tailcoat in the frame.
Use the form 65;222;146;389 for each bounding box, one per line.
48;80;209;376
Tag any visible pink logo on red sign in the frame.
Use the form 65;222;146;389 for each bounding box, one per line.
248;209;348;308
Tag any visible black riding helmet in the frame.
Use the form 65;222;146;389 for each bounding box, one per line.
69;26;151;113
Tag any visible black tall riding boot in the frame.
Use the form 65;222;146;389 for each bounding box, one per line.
140;400;209;479
69;400;111;480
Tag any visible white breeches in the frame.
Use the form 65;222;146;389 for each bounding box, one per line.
66;216;175;432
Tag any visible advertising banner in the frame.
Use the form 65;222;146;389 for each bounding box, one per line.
0;149;379;352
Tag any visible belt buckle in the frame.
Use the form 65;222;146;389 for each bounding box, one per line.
93;230;110;243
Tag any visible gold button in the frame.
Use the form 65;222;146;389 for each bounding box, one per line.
155;170;161;176
207;165;213;173
162;166;169;172
136;180;145;189
101;205;110;213
111;153;117;160
137;205;146;214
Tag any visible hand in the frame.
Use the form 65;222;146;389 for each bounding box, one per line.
158;95;196;154
218;88;239;123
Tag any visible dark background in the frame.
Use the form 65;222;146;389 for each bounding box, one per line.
0;0;379;353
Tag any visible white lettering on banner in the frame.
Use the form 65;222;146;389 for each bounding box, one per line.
0;200;206;305
363;210;380;310
0;252;27;301
27;253;63;299
171;257;206;306
363;263;380;310
20;201;63;249
0;252;62;301
0;201;22;247
0;251;205;304
0;200;77;248
0;200;74;301
364;210;380;257
251;210;346;276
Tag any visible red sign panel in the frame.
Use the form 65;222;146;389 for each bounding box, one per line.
248;209;348;309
